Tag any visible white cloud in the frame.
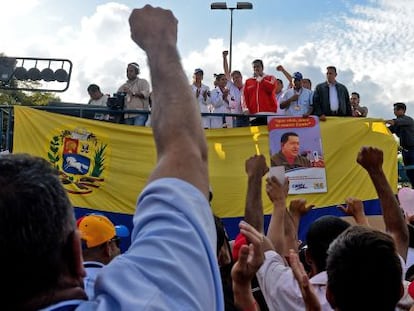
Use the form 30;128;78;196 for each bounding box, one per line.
1;2;146;103
309;0;414;117
0;0;40;17
59;3;143;102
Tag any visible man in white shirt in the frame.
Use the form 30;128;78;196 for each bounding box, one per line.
191;68;211;129
118;62;151;126
222;50;249;127
87;83;110;120
280;72;313;117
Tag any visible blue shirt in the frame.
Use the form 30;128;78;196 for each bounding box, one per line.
74;178;224;310
83;261;105;300
281;87;313;116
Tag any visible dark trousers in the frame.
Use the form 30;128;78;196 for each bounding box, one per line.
250;116;267;126
233;116;250;127
402;148;414;188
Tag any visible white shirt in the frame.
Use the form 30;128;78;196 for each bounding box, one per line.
256;250;334;311
88;94;109;107
191;83;211;128
88;94;110;120
275;91;286;116
210;86;234;128
226;80;243;114
328;83;339;112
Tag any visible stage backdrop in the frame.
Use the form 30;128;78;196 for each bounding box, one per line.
13;106;398;244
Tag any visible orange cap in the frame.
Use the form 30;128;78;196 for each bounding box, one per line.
77;214;117;248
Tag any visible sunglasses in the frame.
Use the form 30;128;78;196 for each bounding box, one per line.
110;236;121;248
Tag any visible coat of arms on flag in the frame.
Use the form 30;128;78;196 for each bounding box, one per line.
48;127;107;194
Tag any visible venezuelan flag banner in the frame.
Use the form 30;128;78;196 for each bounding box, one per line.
13;106;156;215
13;106;397;241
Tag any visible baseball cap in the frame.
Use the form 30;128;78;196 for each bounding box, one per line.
232;233;247;261
194;68;204;75
77;214;130;248
408;280;414;299
292;72;303;80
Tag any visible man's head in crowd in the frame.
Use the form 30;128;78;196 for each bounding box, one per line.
127;62;140;80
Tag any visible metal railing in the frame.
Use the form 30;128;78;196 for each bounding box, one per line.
0;103;270;152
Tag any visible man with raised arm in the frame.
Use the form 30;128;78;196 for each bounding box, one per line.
0;5;223;310
356;146;409;261
222;50;249;127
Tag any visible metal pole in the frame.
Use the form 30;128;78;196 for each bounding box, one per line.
229;8;234;73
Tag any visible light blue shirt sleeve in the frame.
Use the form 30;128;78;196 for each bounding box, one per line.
78;178;224;311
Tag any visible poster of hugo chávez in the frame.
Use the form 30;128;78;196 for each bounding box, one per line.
267;116;327;194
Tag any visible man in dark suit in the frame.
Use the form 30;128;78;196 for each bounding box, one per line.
313;66;352;121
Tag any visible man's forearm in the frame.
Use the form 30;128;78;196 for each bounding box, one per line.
284;212;299;252
223;54;230;78
367;169;408;259
145;44;208;193
267;198;287;255
244;175;264;233
233;284;258;311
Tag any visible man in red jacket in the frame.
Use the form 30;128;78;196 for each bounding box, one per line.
242;59;277;125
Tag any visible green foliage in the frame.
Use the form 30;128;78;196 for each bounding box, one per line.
91;143;107;177
0;89;61;106
0;53;61;106
48;135;61;169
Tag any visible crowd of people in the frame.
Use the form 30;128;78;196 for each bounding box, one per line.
188;54;370;129
2;4;414;311
86;41;371;129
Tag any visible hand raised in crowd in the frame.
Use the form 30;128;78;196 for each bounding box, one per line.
129;5;177;51
288;249;321;311
232;220;268;311
338;197;369;226
245;154;268;178
356;146;383;173
276;65;285;72
231;221;266;286
289;199;315;219
266;175;289;203
222;50;229;58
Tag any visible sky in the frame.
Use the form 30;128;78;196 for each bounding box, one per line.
1;0;413;119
